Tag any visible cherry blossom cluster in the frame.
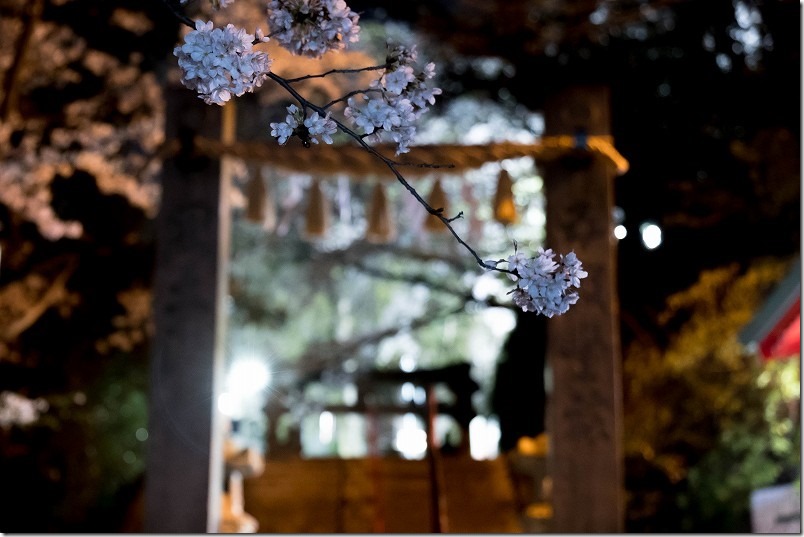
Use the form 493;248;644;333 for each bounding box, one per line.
267;0;361;58
345;44;442;154
269;104;337;146
171;1;441;154
504;247;589;317
167;0;589;316
271;43;442;154
173;20;271;105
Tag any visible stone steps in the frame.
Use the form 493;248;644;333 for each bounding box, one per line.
243;456;523;533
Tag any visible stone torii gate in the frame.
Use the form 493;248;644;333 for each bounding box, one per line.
142;84;627;532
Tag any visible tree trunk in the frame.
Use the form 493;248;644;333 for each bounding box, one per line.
542;85;625;532
143;88;232;532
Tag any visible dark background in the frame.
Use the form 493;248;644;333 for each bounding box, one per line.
345;0;801;340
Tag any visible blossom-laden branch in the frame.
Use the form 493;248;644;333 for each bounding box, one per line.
164;0;588;317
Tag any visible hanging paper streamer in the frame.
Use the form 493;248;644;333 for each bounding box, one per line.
304;180;329;238
461;181;484;244
276;174;305;237
336;176;352;223
365;182;396;244
244;169;267;223
493;169;517;226
259;167;278;232
424;178;449;233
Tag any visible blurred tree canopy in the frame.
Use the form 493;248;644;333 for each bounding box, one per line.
623;256;800;531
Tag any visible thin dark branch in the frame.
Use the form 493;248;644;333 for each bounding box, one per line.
267;72;511;274
1;0;44;122
350;261;517;311
284;64;388;84
321;88;381;111
294;303;466;376
352;261;471;297
160;0;195;28
163;5;514;277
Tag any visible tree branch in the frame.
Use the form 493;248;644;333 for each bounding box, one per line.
2;257;78;341
162;2;516;278
1;0;44;122
293;302;466;376
160;0;195;29
266;71;511;274
284;64;388;84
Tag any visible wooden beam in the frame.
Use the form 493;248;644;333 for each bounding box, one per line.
174;136;627;178
143;88;231;532
542;85;625;532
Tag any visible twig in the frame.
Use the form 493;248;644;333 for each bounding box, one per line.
161;0;195;29
2;256;78;340
321;88;381;111
351;260;517;311
294;302;467;376
284;64;388;83
164;2;514;276
268;72;509;274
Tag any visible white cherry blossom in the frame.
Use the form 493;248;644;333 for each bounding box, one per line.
339;44;441;154
379;66;415;95
506;248;588;317
303;111;337;145
173;20;271;106
266;0;360;58
270;104;337;146
165;2;586;315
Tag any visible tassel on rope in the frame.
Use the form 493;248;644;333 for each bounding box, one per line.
259;167;278;232
365;182;396;244
424;178;449;233
244;168;267;223
304;180;329;238
493;169;517;226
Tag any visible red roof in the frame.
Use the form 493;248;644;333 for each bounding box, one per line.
758;298;800;361
739;258;801;362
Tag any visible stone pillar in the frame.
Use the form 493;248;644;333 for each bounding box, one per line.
143;88;232;532
542;85;625;532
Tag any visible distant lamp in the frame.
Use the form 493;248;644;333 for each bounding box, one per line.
365;182;396;243
639;221;662;250
424;178;448;232
493;169;518;225
228;358;271;396
394;413;427;459
304;180;329;238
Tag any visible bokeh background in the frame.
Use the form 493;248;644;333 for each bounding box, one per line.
0;0;799;532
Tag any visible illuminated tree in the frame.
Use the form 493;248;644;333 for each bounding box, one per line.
623;257;800;531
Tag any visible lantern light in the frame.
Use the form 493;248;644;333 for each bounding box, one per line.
493;169;518;225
